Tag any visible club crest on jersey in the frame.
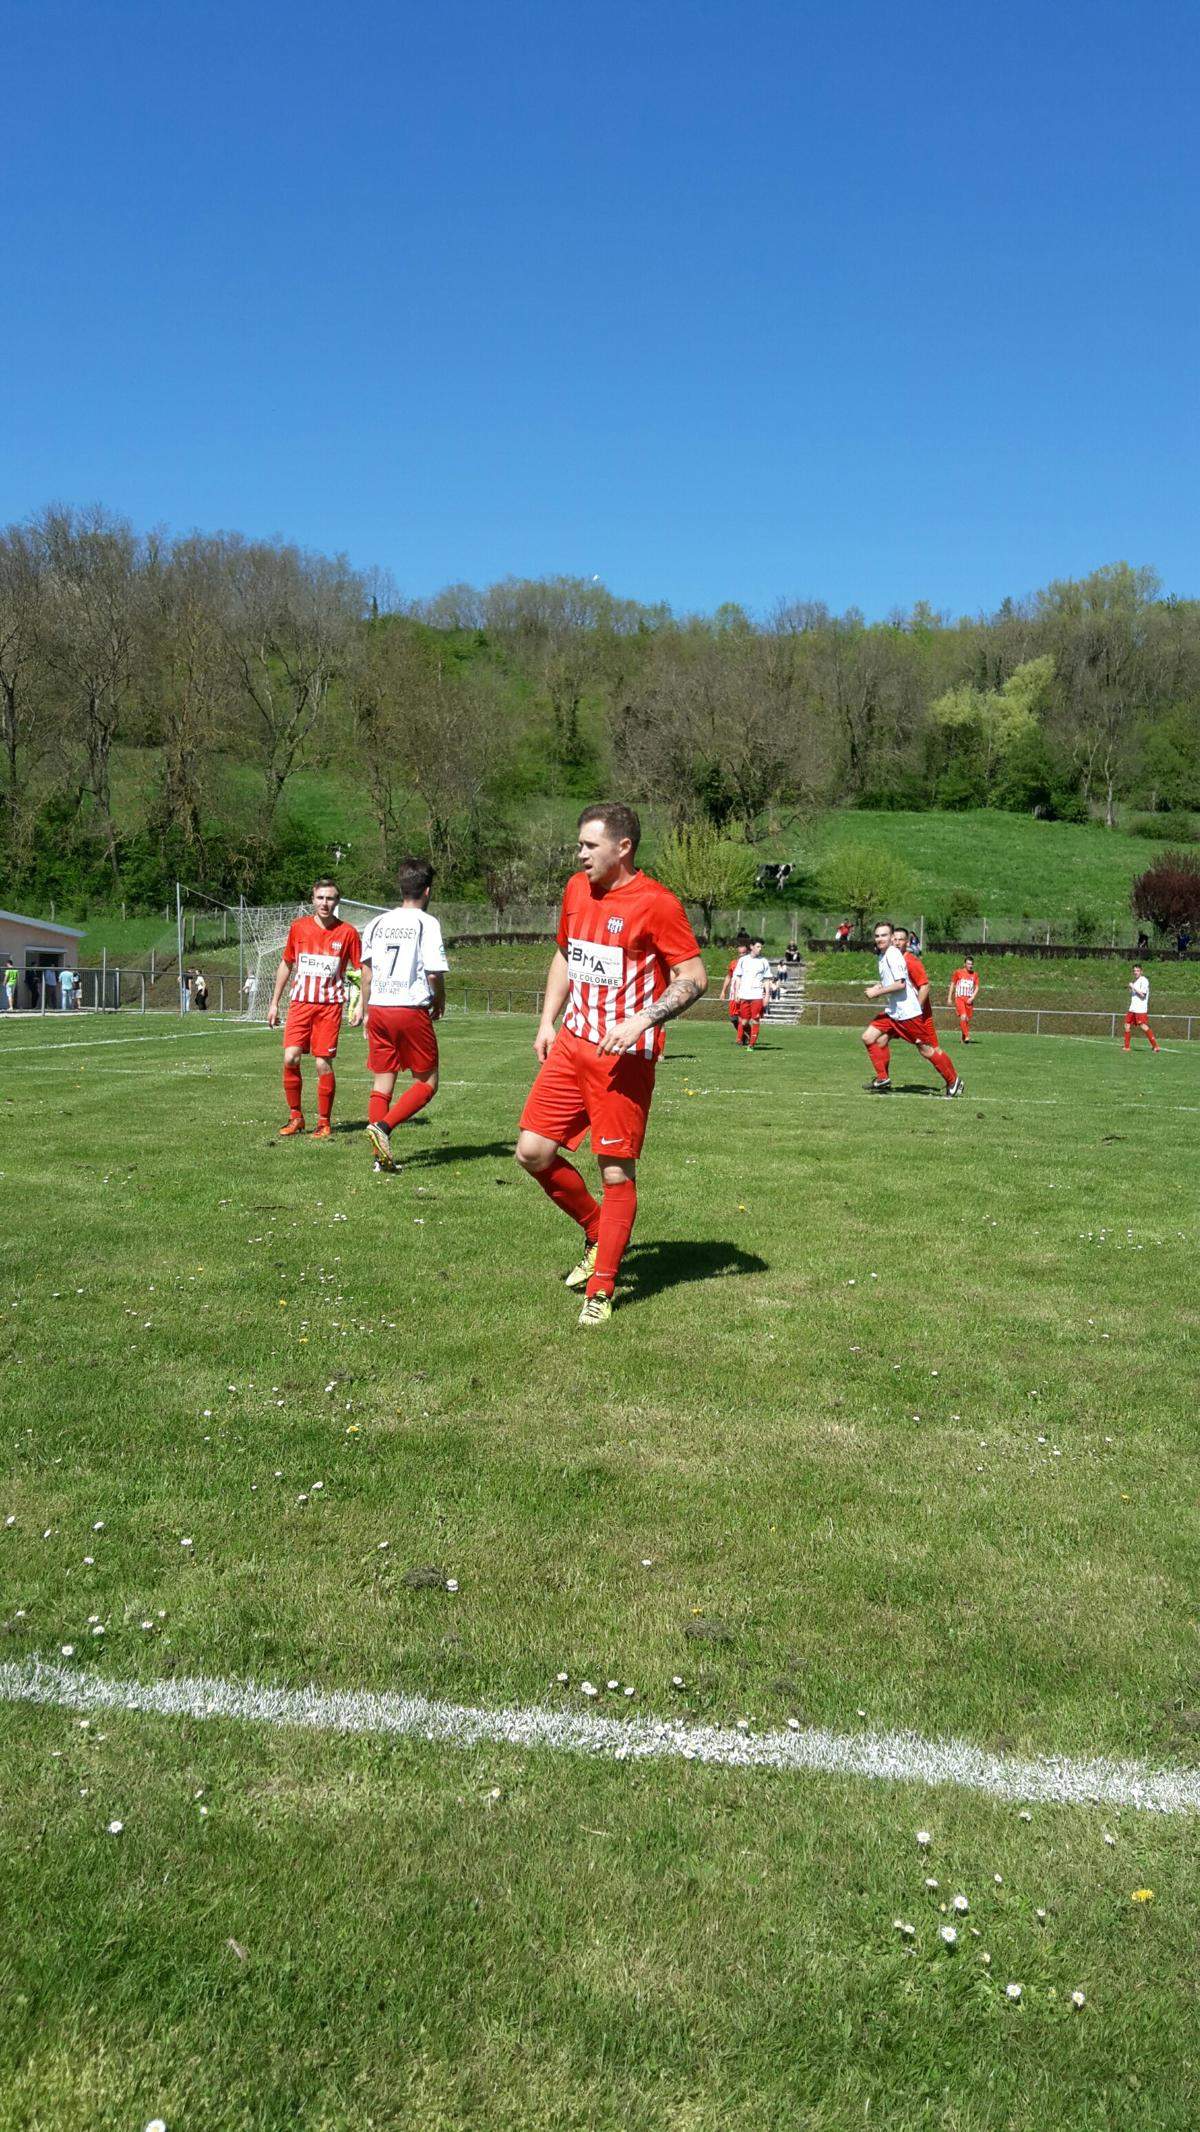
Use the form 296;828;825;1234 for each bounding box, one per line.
606;917;624;935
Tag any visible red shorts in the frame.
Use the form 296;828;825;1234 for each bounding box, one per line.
737;995;766;1022
366;1004;438;1076
957;1001;975;1022
1126;1012;1149;1027
873;1010;938;1048
283;1000;344;1057
519;1025;656;1160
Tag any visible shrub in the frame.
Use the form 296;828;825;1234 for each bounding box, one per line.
1071;906;1100;945
1131;851;1200;936
931;886;982;938
1127;813;1198;844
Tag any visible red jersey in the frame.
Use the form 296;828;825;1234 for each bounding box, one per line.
557;869;700;1060
951;967;979;1002
283;916;362;1006
904;952;930;1000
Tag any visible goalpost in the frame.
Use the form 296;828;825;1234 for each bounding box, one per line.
237;898;386;1020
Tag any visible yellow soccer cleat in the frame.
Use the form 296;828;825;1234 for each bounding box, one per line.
366;1121;396;1171
577;1292;613;1328
563;1240;598;1291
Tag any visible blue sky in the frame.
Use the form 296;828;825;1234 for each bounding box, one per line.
4;0;1196;617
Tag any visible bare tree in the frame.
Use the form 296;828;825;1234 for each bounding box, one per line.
1040;564;1160;827
140;532;234;851
224;538;363;817
38;505;141;882
0;521;49;850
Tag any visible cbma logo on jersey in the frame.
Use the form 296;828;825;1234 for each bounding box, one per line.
567;936;624;986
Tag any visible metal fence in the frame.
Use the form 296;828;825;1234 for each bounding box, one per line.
801;1000;1200;1041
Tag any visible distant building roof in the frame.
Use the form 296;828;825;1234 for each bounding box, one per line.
0;907;86;939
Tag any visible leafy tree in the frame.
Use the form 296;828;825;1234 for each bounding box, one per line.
816;842;917;942
930;886;982;938
1131;851;1200;937
654;822;758;939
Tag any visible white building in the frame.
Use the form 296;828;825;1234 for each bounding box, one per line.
0;908;86;1009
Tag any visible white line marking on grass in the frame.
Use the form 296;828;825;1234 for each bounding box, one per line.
0;1028;263;1056
4;1658;1199;1814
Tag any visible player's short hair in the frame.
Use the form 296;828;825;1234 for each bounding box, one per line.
750;936;764;949
312;876;339;893
873;918;893;933
577;802;641;855
397;856;435;899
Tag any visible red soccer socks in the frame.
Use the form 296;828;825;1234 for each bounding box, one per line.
533;1155;601;1242
383;1079;436;1131
283;1063;304;1119
588;1178;637;1298
317;1072;336;1125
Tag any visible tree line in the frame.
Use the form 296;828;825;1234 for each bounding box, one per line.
2;504;1198;911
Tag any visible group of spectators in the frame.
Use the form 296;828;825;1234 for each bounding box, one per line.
3;962;80;1010
179;967;209;1012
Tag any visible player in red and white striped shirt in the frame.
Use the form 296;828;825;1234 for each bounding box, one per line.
516;803;708;1326
266;877;362;1139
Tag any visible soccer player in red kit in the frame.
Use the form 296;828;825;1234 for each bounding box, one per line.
266;878;362;1139
719;931;751;1037
732;937;774;1047
862;921;963;1096
360;858;450;1170
1124;964;1160;1052
947;956;981;1042
516;803;708;1326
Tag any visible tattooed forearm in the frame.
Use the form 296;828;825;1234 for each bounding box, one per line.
641;976;704;1029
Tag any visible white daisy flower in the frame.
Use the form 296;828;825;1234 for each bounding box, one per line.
445;1579;459;1593
555;1671;569;1684
107;1819;124;1836
924;1877;939;1891
915;1830;931;1848
1071;1990;1086;2009
940;1925;957;1946
581;1681;598;1697
60;1644;75;1657
1005;1982;1022;2001
952;1894;969;1914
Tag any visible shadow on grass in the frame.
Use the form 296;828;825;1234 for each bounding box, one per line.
620;1237;768;1305
391;1139;515;1170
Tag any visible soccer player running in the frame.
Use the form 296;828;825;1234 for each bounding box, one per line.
1124;963;1160;1052
515;803;708;1327
719;930;751;1037
947;955;981;1043
862;921;964;1097
266;878;362;1139
361;858;450;1170
731;936;774;1048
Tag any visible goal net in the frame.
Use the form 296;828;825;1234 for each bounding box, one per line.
238;898;386;1020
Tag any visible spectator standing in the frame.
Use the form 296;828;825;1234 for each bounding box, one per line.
59;967;75;1011
834;920;853;950
180;967;192;1013
193;969;209;1012
3;961;17;1012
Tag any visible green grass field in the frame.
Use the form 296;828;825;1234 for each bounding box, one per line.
2;1012;1198;2129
